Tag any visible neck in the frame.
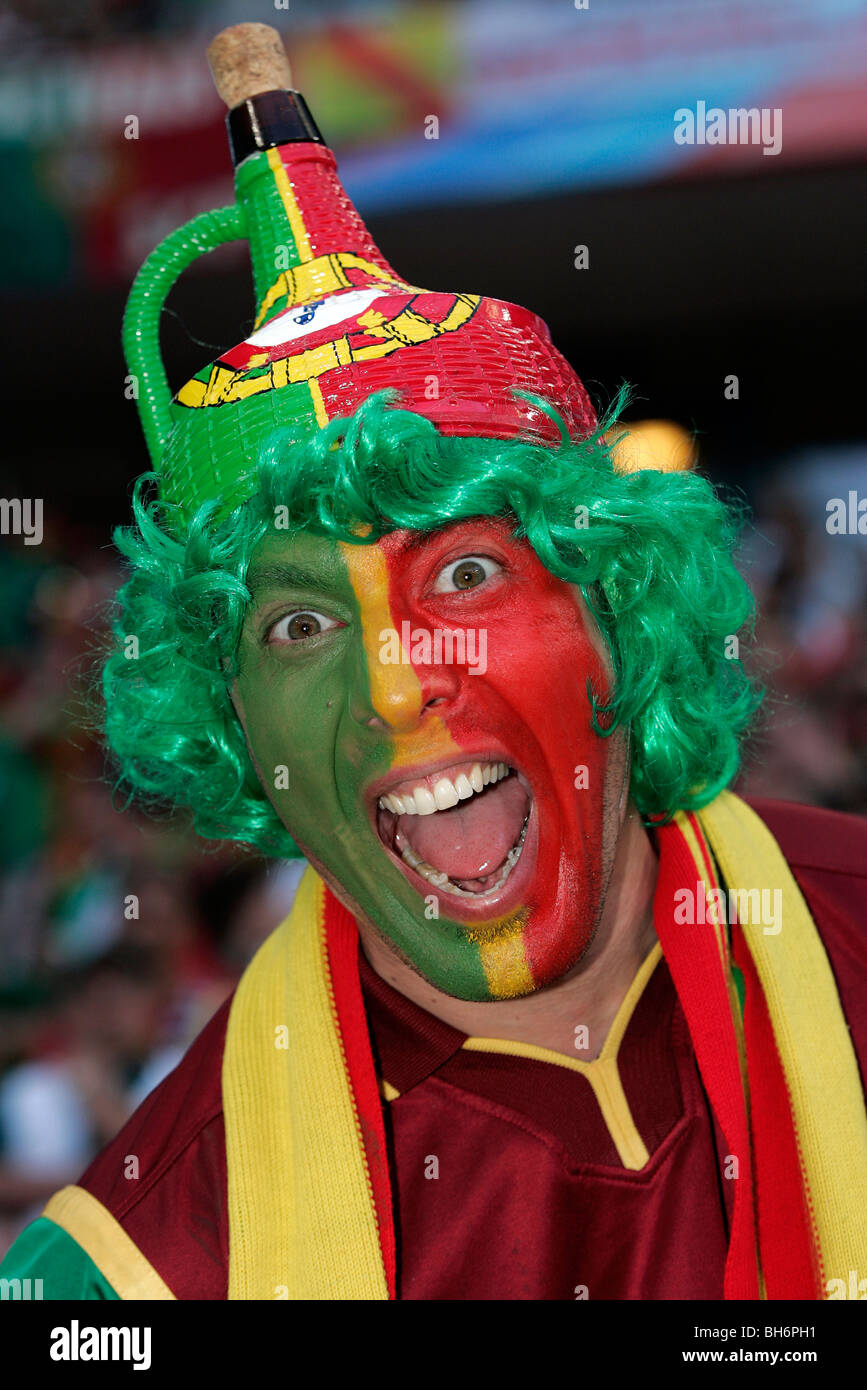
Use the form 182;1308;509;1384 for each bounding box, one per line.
357;804;659;1061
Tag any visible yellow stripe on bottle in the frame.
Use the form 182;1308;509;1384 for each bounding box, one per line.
309;378;329;428
267;146;313;263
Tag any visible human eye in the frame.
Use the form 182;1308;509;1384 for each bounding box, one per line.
430;554;503;594
266;609;344;644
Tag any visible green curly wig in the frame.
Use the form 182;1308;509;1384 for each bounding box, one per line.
101;389;762;857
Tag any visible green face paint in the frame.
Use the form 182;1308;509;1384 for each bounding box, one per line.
235;529;491;999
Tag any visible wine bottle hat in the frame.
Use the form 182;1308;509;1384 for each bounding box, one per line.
124;23;596;524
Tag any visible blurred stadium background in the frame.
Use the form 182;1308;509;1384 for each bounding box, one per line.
1;0;865;1252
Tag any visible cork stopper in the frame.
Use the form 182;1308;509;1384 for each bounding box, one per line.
207;23;293;110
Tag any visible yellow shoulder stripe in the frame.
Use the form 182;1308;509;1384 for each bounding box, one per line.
42;1185;176;1301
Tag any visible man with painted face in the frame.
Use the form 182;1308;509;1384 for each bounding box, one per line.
3;24;866;1301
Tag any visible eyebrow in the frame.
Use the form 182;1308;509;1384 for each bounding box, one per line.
388;525;480;559
246;561;332;596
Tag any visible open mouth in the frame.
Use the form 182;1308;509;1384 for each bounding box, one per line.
375;760;533;900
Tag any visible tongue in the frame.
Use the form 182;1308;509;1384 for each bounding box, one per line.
400;777;530;880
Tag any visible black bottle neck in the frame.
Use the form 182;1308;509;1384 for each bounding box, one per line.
227;89;325;166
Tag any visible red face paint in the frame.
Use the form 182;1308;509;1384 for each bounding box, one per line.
371;518;616;992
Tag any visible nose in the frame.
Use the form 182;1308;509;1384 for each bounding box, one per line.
339;535;463;735
349;639;462;733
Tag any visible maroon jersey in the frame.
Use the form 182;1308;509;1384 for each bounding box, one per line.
72;798;867;1299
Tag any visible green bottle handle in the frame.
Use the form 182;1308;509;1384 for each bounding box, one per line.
122;203;247;468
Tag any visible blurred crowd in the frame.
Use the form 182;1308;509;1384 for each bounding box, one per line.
735;450;867;811
0;524;305;1253
2;0;217;50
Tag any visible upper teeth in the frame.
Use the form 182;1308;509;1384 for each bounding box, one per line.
378;761;510;816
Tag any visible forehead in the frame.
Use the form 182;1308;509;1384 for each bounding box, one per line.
246;527;352;594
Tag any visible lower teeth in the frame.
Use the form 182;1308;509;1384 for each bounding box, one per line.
398;812;530;898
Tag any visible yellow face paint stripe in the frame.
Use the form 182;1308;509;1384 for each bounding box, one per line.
341;538;528;993
337;540;469;829
267;146;313;263
479;929;534;998
337;539;464;778
463;908;534;999
338;541;423;730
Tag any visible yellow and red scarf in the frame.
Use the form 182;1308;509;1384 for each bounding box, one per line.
222;790;867;1299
